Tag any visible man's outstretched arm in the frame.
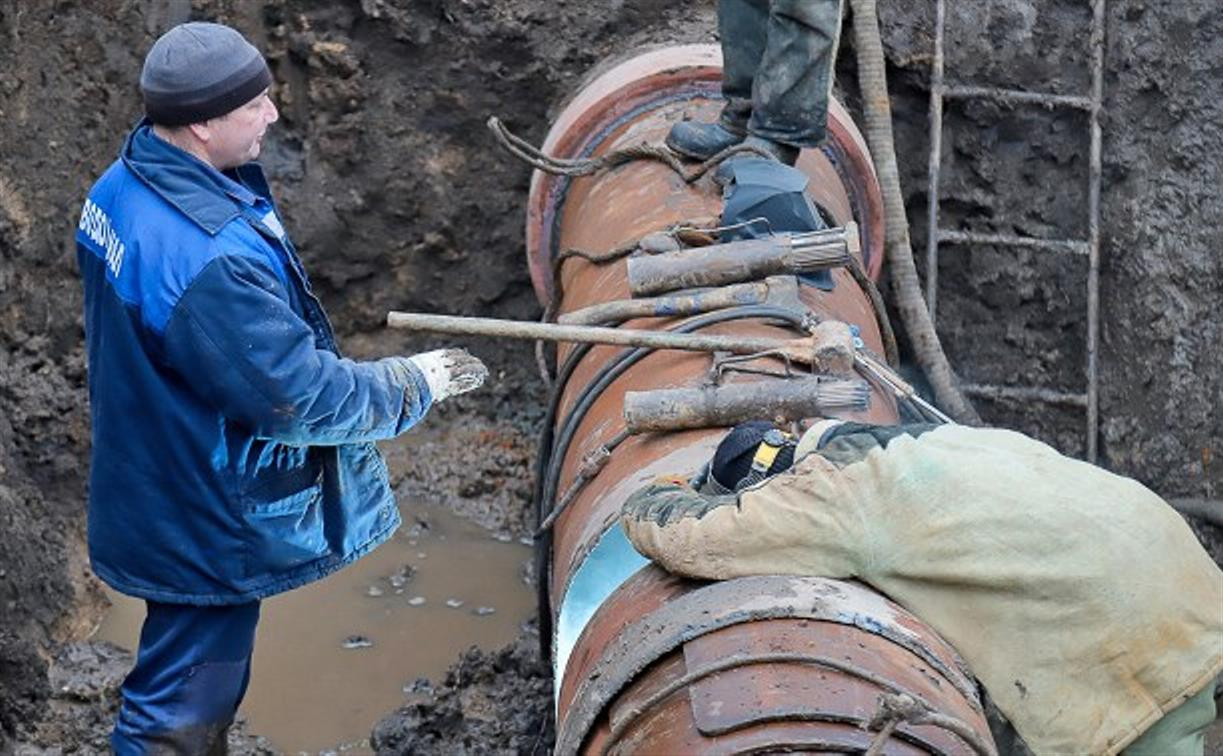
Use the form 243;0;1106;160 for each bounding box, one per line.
162;252;484;445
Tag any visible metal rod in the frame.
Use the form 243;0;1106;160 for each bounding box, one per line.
792;225;857;246
386;311;806;359
1165;498;1223;529
387;312;916;415
556;282;769;326
962;383;1088;408
943;85;1093;111
937;230;1090;255
1086;0;1106;464
855;352;953;423
925;0;947;323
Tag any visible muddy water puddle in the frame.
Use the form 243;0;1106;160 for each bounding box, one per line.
93;501;534;753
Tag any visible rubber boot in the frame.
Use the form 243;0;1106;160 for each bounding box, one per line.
666;120;746;160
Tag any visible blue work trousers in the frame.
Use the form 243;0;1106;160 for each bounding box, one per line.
112;601;261;755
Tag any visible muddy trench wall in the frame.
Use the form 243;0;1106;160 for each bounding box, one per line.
0;0;1219;747
871;0;1222;491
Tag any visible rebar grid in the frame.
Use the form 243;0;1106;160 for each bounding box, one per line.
925;0;1106;462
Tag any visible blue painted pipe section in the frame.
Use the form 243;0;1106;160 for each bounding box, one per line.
553;525;649;708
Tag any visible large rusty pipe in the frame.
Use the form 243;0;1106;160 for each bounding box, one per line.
525;45;992;754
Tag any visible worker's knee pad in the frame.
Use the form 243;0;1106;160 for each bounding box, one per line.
111;600;260;756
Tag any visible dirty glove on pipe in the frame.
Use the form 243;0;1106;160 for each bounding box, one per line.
407;348;489;402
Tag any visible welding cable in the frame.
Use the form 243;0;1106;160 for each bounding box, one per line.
530;337;597;658
530;342;598;656
533;306;805;536
842;253;899;368
530;335;616;659
532;306;808;659
541;305;809;518
536;428;630;535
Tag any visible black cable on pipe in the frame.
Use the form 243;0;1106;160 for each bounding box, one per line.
537;428;632;535
532;342;593;659
533;305;808;660
542;306;807;512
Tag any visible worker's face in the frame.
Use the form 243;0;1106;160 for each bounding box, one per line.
200;89;278;169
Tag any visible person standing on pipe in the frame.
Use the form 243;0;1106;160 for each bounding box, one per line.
75;22;488;753
621;420;1223;755
666;0;844;168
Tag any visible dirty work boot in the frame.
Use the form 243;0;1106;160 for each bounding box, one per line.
713;135;801;185
666;120;746;160
740;135;799;166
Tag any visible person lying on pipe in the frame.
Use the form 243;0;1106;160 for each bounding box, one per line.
620;419;1223;756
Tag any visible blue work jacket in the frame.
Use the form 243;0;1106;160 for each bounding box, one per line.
76;120;432;605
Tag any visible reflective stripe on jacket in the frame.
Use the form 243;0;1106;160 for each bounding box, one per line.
77;120;432;604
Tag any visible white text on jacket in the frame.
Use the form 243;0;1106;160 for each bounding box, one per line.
79;199;126;277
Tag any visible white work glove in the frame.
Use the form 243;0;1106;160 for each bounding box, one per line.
408;348;489;403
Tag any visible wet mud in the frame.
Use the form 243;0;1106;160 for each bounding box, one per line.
0;0;1219;752
94;500;535;752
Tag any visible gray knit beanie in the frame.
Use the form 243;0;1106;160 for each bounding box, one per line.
141;22;272;126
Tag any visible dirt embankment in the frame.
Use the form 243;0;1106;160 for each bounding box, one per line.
0;0;710;748
0;0;1218;751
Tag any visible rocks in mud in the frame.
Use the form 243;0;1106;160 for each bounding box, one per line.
444;598;464;609
408;596;426;607
403;677;435;698
388;418;540;536
520;557;538;588
404;519;431;539
341;636;374;650
367;564;416;598
471;606;495;617
388;564;415;588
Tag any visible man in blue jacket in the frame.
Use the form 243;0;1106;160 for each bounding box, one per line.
76;22;488;753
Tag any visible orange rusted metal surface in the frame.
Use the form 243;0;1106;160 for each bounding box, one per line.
526;45;993;755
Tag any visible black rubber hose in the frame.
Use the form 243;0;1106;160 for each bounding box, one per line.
531;342;591;659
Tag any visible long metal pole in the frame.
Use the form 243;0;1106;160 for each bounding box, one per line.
925;0;947;322
1086;0;1105;464
386;311;796;357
